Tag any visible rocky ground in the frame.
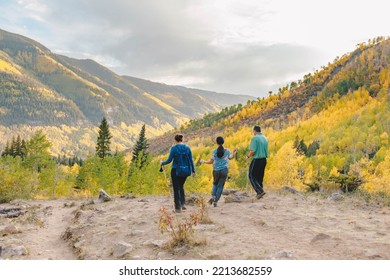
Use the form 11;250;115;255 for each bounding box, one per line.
1;189;390;260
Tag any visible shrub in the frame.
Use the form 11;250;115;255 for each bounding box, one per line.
158;206;201;247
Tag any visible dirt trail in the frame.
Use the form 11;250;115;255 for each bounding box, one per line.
1;191;390;260
20;200;76;259
1;200;77;260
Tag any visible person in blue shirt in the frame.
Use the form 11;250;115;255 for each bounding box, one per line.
245;125;269;199
161;134;195;213
200;136;237;207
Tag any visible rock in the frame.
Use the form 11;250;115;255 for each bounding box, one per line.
120;193;135;199
97;189;112;203
74;240;86;249
157;251;171;259
113;242;133;258
0;207;25;218
224;191;249;203
311;233;331;243
368;254;383;260
81;199;95;208
64;202;76;208
130;230;145;236
1;225;21;236
3;245;28;257
267;250;294;259
222;189;239;195
185;196;197;205
328;192;344;201
144;239;165;248
281;186;299;194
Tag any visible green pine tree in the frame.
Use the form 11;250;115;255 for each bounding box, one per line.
132;124;149;168
96;117;112;159
11;136;16;157
15;135;22;157
21;139;27;159
1;141;10;157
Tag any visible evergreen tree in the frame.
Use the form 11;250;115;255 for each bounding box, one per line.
20;139;27;159
1;141;10;157
15;135;22;157
132;124;149;168
297;139;308;156
10;136;16;157
307;140;320;157
293;135;300;150
96;117;112;159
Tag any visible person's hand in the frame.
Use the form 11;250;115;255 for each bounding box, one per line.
233;147;238;153
192;173;196;177
245;155;250;161
199;159;205;164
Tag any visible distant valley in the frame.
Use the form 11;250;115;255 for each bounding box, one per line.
0;29;251;157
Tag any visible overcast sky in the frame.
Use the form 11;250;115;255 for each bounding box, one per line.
1;0;389;97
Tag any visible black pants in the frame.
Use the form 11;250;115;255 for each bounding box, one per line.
249;158;267;194
171;168;187;210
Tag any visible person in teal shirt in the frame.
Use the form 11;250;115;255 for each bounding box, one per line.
245;125;268;199
200;136;237;207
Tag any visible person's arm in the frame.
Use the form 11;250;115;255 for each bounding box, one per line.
161;146;175;165
200;150;215;164
245;150;255;160
228;147;238;159
200;158;214;164
246;138;256;160
188;147;196;174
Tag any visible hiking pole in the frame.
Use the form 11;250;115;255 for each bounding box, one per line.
244;155;253;195
245;168;249;193
160;164;174;209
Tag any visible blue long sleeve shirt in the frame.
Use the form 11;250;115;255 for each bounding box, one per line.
161;143;195;173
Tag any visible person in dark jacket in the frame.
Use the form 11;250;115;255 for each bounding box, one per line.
161;134;195;212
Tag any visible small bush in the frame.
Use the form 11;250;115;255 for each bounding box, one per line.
329;174;364;193
158;206;201;247
195;196;213;224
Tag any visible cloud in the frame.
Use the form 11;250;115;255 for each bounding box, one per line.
1;0;389;96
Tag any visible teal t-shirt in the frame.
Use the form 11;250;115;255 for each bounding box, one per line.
249;134;269;159
211;148;231;171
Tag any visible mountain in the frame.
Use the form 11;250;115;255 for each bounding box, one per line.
149;37;390;154
0;29;251;156
148;37;389;196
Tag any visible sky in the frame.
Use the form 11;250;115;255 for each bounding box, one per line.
0;0;389;97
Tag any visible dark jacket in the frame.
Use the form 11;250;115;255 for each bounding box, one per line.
161;143;195;173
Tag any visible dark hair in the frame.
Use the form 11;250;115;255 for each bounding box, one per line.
253;125;261;132
174;134;183;142
216;136;225;158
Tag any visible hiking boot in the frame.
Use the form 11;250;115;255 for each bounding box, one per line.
256;192;266;199
208;197;214;205
174;208;181;213
181;205;187;210
213;202;218;207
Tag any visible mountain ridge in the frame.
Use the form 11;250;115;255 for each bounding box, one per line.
0;28;251;156
148;37;390;155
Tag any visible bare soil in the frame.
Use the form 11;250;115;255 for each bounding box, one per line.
1;191;390;260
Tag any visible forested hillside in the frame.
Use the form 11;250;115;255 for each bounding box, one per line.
0;29;250;157
149;37;390;196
